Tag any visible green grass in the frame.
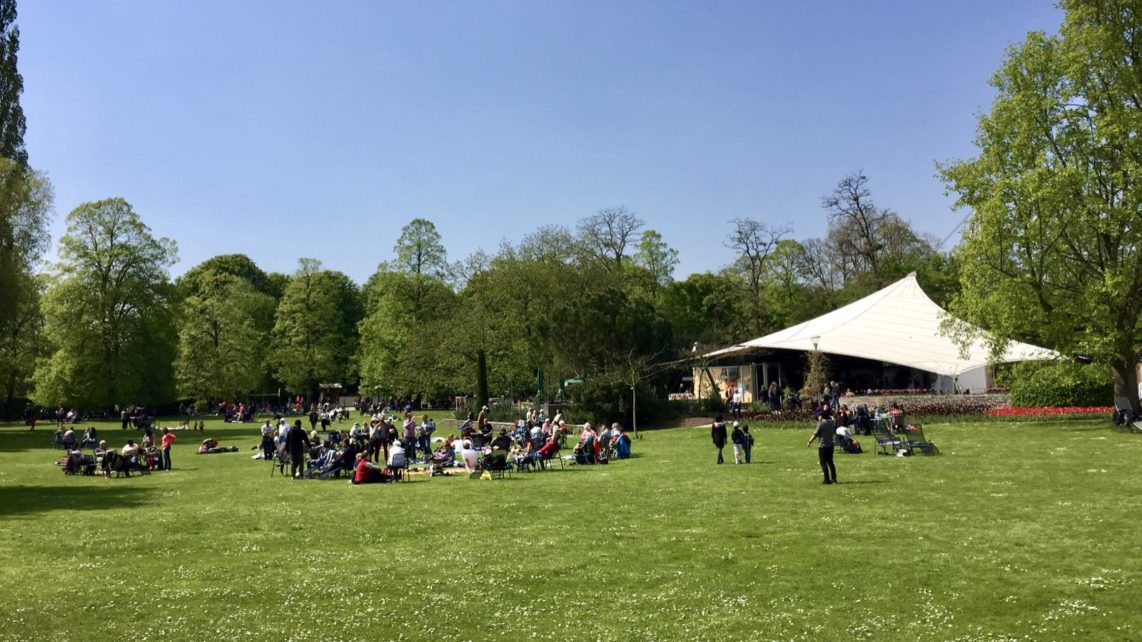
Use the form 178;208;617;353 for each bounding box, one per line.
1;416;1140;641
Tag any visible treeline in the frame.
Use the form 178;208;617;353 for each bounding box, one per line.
2;171;959;416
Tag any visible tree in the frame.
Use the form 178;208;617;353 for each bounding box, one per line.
578;206;644;271
177;253;275;299
0;159;50;407
0;270;43;411
0;0;26;166
357;269;459;399
393;218;447;279
633;229;679;296
822;173;933;294
940;1;1142;412
726;218;788;335
269;259;361;401
174;271;270;404
33;198;178;408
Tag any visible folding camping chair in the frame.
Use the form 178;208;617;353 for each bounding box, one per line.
899;424;939;455
872;420;902;456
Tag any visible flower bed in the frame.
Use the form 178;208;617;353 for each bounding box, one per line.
987;406;1112;417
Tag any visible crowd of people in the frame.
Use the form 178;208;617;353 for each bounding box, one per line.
247;405;634;485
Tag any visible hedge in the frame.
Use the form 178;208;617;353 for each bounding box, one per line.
1009;362;1113;408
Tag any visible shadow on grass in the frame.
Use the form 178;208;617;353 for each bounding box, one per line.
0;484;155;518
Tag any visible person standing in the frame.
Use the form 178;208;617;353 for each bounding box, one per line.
742;425;754;463
730;421;745;465
807;408;837;484
160;427;177;470
419;415;435;461
286;419;311;479
711;415;727;465
402;412;417;461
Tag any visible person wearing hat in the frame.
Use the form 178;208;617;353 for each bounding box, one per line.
730;421;746;465
710;415;727;465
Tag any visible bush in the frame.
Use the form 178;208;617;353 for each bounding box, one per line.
1009;362;1113;408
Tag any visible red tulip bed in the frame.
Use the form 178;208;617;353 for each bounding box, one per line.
740;394;1113;425
987;405;1112;417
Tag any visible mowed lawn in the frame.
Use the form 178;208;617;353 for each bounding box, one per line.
1;416;1140;641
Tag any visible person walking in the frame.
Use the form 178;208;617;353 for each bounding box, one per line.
160;427;177;470
730;421;745;464
807;407;837;484
742;424;754;464
711;414;727;465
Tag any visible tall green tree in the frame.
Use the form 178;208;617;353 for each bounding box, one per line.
269;259;361;400
632;228;679;297
822;172;934;296
386;218;449;314
726;218;788;335
33;198;178;408
0;270;43;409
0;0;27;166
0;158;49;348
941;0;1142;412
174;271;270;404
357;270;459;399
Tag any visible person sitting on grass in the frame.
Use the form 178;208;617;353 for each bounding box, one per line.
612;424;631;459
351;451;392;485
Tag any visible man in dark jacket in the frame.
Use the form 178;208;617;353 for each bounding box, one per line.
286;419;311;479
711;415;727;465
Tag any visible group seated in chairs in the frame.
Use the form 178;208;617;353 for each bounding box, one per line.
57;438;159;477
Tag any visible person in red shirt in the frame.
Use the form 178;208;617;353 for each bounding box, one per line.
352;452;389;484
160;427;177;470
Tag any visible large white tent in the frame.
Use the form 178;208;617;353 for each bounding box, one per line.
706;273;1056;377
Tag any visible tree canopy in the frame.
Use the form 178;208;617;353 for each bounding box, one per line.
941;0;1142;411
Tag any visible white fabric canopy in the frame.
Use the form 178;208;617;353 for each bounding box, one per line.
706;273;1055;376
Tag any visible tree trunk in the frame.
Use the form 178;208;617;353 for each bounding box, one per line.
475;350;488;411
1110;357;1141;414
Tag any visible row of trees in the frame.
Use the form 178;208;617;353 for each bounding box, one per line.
2;0;1137;414
2;172;955;415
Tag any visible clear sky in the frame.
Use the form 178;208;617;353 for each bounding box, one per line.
19;0;1062;283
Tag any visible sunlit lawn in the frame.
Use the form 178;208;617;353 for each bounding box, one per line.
1;415;1139;641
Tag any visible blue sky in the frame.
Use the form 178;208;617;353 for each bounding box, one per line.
19;1;1062;283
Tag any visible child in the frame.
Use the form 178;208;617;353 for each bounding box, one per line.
742;425;754;463
730;421;745;465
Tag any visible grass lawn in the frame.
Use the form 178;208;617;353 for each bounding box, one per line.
1;415;1140;641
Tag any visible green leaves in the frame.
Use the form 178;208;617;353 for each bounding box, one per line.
33;198;177;407
269;259;362;398
941;0;1142;408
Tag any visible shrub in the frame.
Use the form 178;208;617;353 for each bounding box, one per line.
1009;362;1114;408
